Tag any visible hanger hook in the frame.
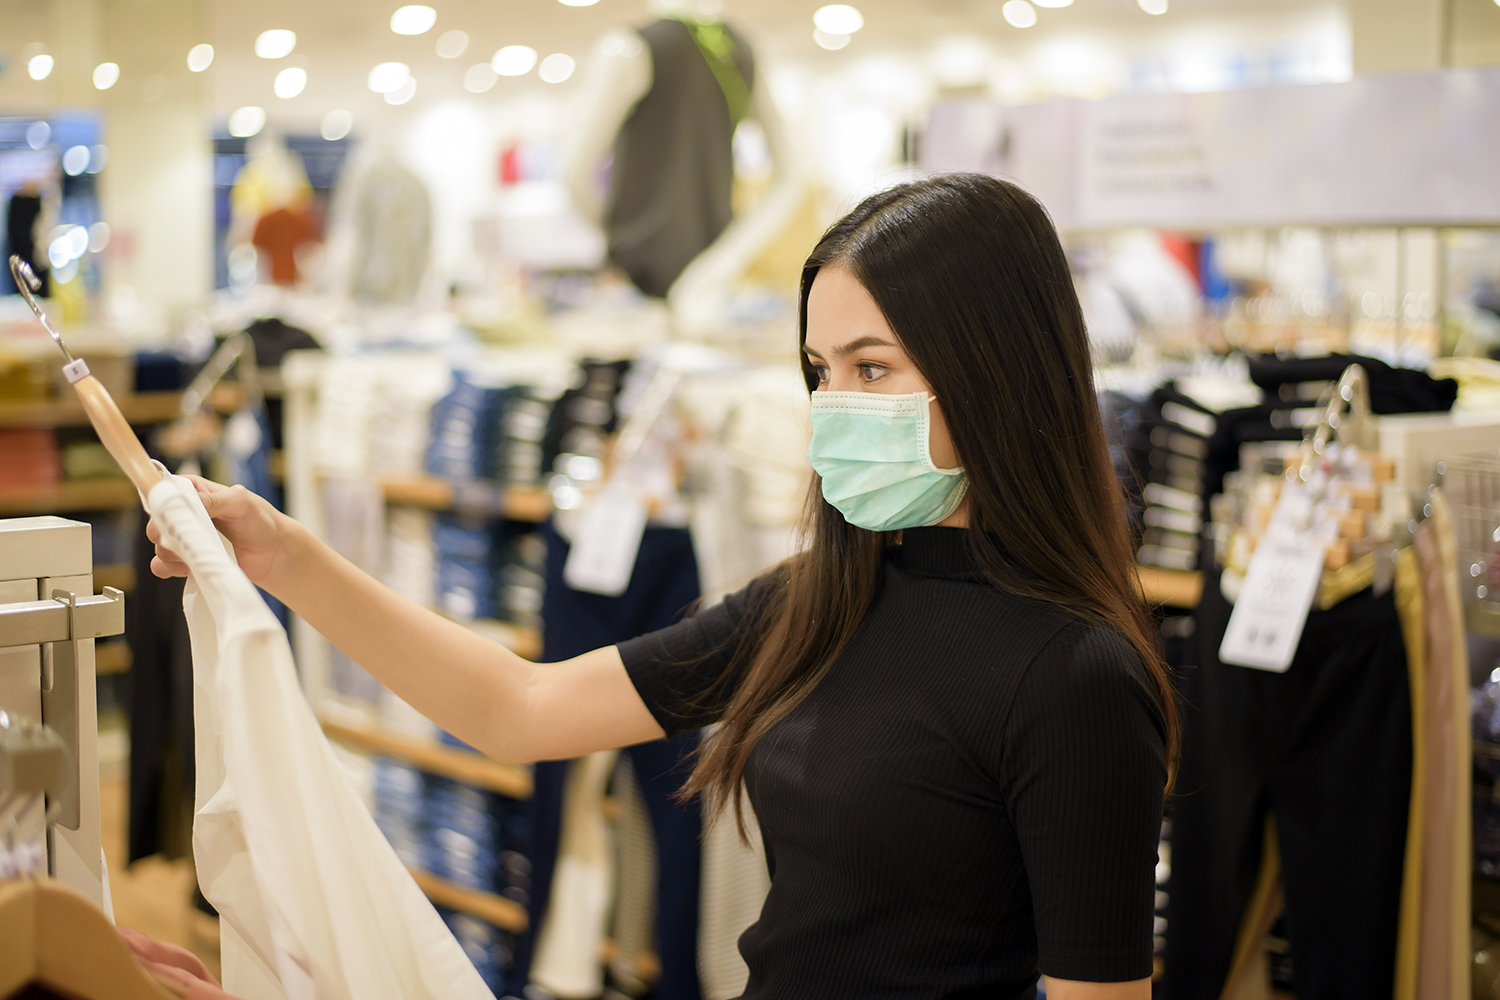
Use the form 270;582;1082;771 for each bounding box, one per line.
8;255;75;365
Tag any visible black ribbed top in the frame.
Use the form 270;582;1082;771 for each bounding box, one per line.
618;527;1165;1000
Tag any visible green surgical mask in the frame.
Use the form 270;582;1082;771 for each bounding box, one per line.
807;390;968;532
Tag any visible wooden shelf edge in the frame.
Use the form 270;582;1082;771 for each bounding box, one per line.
435;612;542;660
0;479;138;516
1137;565;1203;610
0;386;243;428
95;640;132;676
94;563;136;594
380;477;551;523
318;716;533;800
408;866;528;933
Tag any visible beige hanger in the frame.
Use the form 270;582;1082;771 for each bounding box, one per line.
0;877;181;999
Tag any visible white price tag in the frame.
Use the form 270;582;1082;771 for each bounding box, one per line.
1218;543;1324;672
563;484;647;597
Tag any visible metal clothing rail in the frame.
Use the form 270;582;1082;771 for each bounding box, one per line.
0;587;123;831
0;589;125;650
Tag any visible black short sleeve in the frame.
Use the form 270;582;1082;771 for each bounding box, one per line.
617;573;779;737
1000;622;1166;982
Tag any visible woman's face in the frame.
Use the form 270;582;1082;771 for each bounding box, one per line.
803;264;960;471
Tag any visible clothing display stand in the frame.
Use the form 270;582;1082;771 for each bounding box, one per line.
0;515;125;907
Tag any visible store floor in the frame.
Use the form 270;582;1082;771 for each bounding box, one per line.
100;776;222;980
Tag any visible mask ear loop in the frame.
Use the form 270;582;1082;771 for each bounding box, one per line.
918;393;964;475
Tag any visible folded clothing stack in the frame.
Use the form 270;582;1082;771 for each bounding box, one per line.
426;377;503;481
0;428;61;490
384;507;437;609
433;517;546;628
438;907;517;998
495;530;546;632
433;733;533;909
426;776;502;890
435;515;499;620
493;387;550;489
372;757;427;871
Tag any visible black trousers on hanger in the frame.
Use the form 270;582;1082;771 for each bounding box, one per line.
518;521;705;1000
1163;582;1411;1000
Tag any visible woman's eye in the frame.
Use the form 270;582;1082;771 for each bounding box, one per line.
811;365;829;384
858;364;886;382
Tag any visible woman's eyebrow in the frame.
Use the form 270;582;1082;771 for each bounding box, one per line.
803;335;897;361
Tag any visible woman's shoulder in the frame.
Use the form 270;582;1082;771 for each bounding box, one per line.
1008;614;1153;707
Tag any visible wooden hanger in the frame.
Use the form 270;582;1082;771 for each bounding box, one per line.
7;254;162;501
0;877;180;1000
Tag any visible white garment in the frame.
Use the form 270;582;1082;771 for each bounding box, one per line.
529;750;618;999
146;474;493;1000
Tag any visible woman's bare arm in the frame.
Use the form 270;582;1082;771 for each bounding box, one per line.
149;478;665;763
1042;978;1151;1000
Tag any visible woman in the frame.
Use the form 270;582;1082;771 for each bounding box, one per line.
151;174;1175;1000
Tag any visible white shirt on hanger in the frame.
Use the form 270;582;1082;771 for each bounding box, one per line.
147;473;493;1000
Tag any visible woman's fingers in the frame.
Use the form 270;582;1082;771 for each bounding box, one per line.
151;552;189;579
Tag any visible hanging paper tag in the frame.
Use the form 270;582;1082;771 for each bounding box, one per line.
1218;543;1325;672
563;484;647;597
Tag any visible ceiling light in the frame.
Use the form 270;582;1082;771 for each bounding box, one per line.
1034;0;1072;6
813;5;863;35
87;145;107;172
385;76;418;105
88;222;110;253
25;122;50;149
255;30;296;59
228;106;266;137
321;110;353;141
274;67;307;98
62;146;91;176
559;0;601;6
463;63;498;92
814;30;850;50
492;45;537;76
1002;0;1037;27
188;43;215;72
93;62;120;90
436;29;468;58
390;5;437;35
539;53;575;83
28;54;54;80
368;61;411;93
1138;0;1168;11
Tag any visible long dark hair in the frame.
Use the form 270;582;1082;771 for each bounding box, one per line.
681;173;1178;832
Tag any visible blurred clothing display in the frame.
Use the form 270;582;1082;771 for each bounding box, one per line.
251;206;319;286
1165;585;1412;1000
347;157;432;306
6;190;47;298
0;428;61;490
522;522;704;1000
605;18;755;297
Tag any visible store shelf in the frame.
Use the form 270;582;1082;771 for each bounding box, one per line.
319;716;533;799
1137;566;1203;610
434;612;543;661
96;640;132;676
600;938;660;984
0;386;243;429
408;866;528;933
0;479;138;516
95;562;136;594
381;476;551;522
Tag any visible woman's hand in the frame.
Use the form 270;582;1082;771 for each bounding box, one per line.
147;475;294;589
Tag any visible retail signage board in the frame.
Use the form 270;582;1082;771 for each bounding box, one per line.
923;68;1500;230
921;99;1081;229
